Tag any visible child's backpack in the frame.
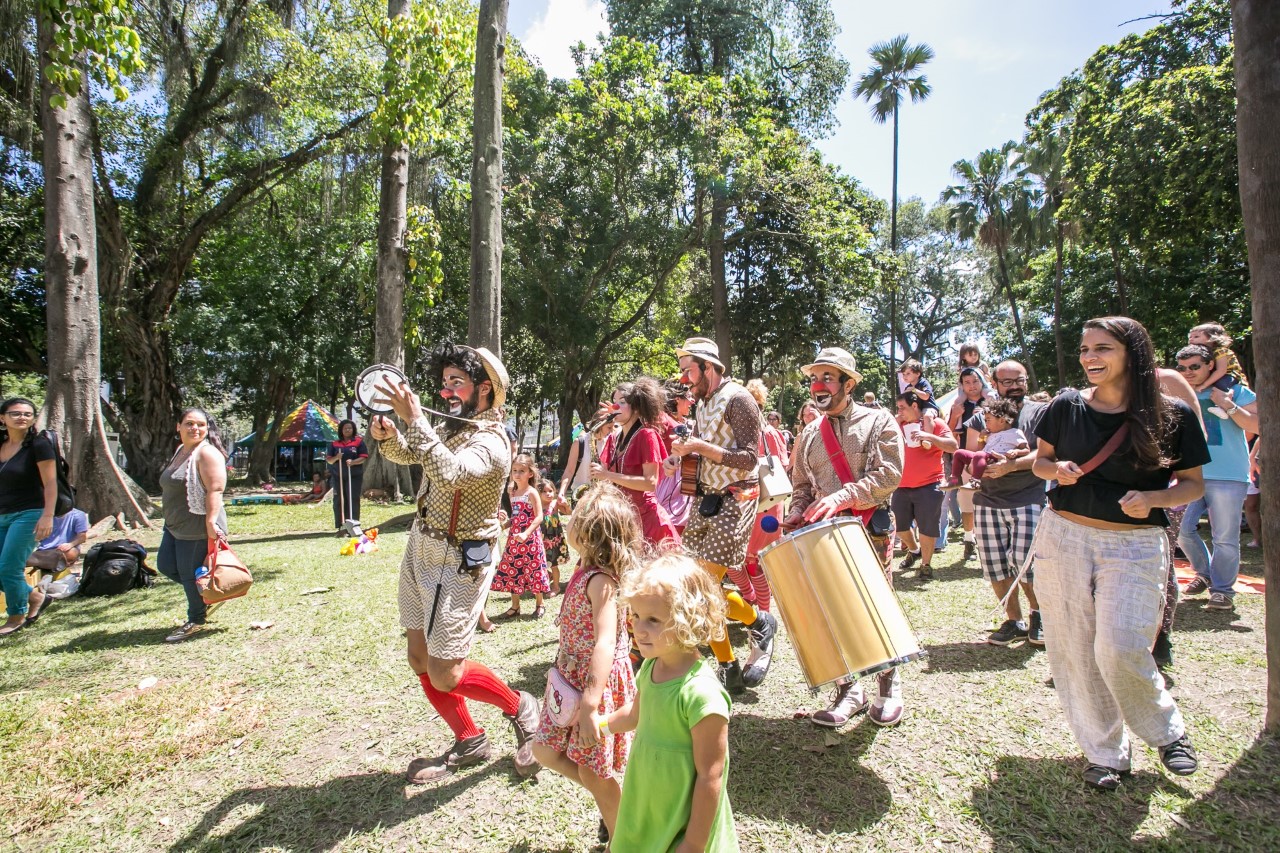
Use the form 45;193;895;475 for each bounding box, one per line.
37;428;76;516
80;539;155;597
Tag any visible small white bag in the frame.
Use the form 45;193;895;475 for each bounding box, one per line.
757;454;792;511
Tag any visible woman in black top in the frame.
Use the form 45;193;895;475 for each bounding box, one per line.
1032;317;1209;791
0;397;57;635
326;420;367;530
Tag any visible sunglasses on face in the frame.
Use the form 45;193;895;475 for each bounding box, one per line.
1175;363;1205;372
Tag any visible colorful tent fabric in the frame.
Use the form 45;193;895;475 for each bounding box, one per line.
236;400;341;446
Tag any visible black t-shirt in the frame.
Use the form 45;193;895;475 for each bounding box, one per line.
1034;390;1210;527
0;434;56;514
967;400;1048;510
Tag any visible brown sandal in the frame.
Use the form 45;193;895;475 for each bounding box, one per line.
496;607;521;619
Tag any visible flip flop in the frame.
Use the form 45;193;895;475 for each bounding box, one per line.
0;621;27;638
25;591;50;626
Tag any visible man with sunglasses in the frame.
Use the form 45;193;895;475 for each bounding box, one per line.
371;341;541;784
962;360;1050;647
1173;344;1259;612
666;337;780;693
784;347;904;726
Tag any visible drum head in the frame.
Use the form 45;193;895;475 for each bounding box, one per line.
354;364;407;414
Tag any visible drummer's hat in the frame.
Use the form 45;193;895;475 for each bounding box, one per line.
675;337;725;371
460;345;510;408
802;347;862;385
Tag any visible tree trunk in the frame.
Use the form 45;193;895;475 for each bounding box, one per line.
995;250;1039;391
1053;221;1067;389
247;371;291;485
888;103;900;401
1231;0;1280;733
709;192;733;374
468;0;507;355
1110;244;1130;316
38;17;153;524
362;0;416;501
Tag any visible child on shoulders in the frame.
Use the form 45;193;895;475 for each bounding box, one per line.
1188;322;1250;394
899;358;940;433
942;398;1030;491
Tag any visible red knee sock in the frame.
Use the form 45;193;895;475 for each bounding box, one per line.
746;560;771;612
724;565;757;604
419;673;482;740
452;661;520;716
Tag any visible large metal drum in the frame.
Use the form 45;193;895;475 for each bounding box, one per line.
759;516;926;689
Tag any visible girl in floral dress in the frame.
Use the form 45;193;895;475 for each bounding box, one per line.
492;454;550;618
532;483;642;844
539;479;570;595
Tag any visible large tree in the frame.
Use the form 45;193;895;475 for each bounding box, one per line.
1230;0;1279;733
853;33;933;397
1017;131;1073;389
468;0;507;354
942;141;1039;391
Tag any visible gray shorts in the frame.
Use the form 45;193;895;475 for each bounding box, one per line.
398;526;497;660
891;483;945;539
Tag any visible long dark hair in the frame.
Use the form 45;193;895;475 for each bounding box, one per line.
181;407;228;458
1082;317;1172;469
0;397;37;447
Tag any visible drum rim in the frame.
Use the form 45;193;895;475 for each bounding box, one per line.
806;649;929;690
355;363;408;413
757;514;865;561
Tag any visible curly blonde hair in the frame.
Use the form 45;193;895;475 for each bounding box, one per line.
566;482;645;581
620;554;727;649
745;378;769;409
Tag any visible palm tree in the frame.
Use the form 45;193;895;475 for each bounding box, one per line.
855;34;934;397
942;141;1039;391
1018;131;1074;389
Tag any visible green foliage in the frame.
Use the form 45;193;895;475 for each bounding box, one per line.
853;34;934;124
38;0;144;105
371;0;475;146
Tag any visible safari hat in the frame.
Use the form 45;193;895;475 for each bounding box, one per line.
460;345;509;408
675;337;725;371
802;347;862;385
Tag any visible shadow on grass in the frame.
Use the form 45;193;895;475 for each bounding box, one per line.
1171;605;1256;634
47;624;227;653
171;764;505;852
923;640;1040;673
970;755;1160;852
728;713;891;834
973;735;1280;852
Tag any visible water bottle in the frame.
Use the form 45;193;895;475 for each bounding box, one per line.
195;562;211;592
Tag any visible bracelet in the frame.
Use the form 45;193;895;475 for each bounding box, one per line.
598;719;612;738
1224;405;1240;416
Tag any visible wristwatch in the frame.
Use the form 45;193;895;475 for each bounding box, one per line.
1224;405;1240;416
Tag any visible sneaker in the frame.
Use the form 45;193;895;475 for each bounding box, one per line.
406;733;491;784
164;622;205;643
918;564;933;579
1083;763;1129;791
940;480;963;492
900;550;921;571
717;660;746;696
987;619;1028;646
742;610;778;688
963;540;977;562
1205;592;1234;611
869;670;903;727
504;690;542;777
1152;629;1173;668
1207;406;1229;419
1026;611;1045;647
1183;576;1209;596
811;681;868;728
1159;735;1198;776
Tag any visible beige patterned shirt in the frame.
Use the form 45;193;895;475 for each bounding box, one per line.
379;408;511;542
790;404;903;515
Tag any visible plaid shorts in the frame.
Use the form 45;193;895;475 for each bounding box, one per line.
974;503;1042;583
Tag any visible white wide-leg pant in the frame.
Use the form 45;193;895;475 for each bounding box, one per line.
1034;509;1184;771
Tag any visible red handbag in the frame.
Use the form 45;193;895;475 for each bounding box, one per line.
201;538;253;604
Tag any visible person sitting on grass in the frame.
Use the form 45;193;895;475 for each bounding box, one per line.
26;507;90;575
301;472;330;504
942;398;1030;491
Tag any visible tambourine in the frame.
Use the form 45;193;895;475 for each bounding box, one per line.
354;363;408;414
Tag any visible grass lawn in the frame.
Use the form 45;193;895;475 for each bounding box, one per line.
3;502;1275;851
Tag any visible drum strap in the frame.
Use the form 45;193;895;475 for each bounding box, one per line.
819;416;874;527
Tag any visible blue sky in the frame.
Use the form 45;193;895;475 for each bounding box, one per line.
510;0;1175;204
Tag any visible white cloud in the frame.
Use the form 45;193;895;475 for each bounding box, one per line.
519;0;609;80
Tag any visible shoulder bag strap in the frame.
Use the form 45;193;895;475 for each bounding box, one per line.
1078;423;1130;476
819;416;857;486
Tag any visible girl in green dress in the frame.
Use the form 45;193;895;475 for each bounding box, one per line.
603;554;739;852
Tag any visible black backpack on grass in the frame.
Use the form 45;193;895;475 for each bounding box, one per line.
80;540;155;597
